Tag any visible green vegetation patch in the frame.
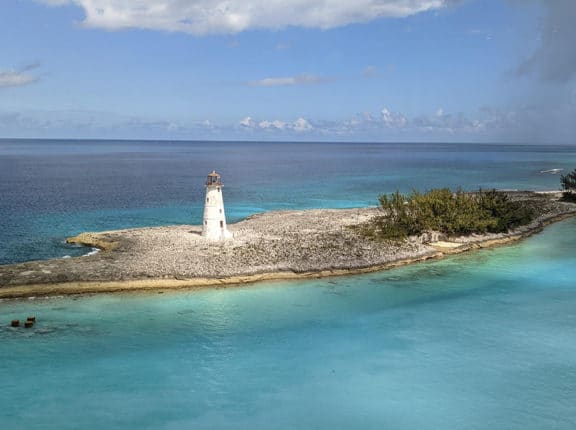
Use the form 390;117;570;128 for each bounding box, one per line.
561;169;576;202
364;189;536;241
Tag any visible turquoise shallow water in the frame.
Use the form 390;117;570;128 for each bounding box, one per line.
1;218;576;429
1;140;576;428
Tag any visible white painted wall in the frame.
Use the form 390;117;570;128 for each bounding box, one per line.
202;183;232;241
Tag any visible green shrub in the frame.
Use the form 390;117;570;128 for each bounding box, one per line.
371;189;535;241
561;169;576;193
561;169;576;202
561;192;576;203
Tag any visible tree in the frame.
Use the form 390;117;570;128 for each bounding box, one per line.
561;169;576;194
561;169;576;202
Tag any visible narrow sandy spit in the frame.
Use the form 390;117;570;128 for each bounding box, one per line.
1;192;574;299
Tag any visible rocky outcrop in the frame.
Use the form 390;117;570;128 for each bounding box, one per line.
0;192;574;298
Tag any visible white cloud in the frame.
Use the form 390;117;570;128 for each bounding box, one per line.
239;116;256;127
4;105;574;142
293;117;313;132
0;65;40;88
37;0;454;35
381;107;407;127
238;116;314;133
296;106;531;139
238;108;488;138
259;119;287;130
249;74;326;87
0;108;233;139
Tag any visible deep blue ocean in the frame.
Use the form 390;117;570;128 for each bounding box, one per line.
1;139;576;429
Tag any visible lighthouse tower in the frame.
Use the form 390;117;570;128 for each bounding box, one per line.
202;170;232;241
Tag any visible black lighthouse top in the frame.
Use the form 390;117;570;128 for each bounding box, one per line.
206;170;223;186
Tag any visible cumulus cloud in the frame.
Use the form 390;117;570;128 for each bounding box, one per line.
517;0;576;82
259;120;287;130
0;63;40;88
293;117;313;131
299;106;527;139
37;0;456;35
381;107;407;128
249;74;327;87
257;108;476;137
239;116;256;128
4;105;573;142
239;116;314;133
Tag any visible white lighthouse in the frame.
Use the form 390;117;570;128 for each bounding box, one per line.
202;170;232;241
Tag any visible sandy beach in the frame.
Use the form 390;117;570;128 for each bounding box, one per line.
0;191;574;299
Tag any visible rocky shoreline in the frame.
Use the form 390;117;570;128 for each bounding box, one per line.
0;191;574;299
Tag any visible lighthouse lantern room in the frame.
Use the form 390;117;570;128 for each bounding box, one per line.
202;170;232;241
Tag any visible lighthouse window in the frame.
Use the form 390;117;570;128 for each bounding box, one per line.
220;221;224;228
219;209;222;214
217;187;220;192
206;197;209;203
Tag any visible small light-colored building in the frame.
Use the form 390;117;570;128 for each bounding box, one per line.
202;170;232;241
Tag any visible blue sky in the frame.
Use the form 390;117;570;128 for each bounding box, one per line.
1;0;575;142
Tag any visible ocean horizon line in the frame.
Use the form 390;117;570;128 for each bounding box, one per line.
1;137;575;147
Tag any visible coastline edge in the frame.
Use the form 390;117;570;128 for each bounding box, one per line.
1;211;574;300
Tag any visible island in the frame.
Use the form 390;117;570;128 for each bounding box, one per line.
0;190;575;299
